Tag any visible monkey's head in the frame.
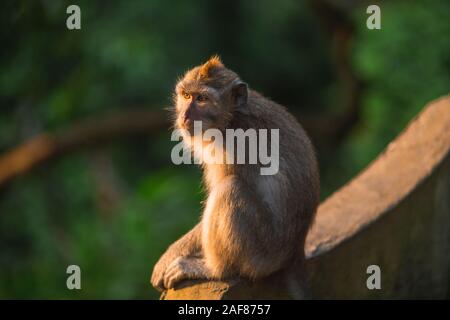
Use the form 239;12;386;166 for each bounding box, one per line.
174;56;248;135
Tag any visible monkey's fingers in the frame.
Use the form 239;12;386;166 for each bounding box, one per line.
164;260;189;289
163;268;183;289
153;281;165;292
150;269;167;291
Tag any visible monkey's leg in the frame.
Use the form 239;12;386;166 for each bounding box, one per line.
203;175;289;280
151;223;202;291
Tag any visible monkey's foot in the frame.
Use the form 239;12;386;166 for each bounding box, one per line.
163;256;209;289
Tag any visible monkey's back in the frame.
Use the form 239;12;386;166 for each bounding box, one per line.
230;90;320;254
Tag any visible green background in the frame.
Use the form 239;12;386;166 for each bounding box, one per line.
0;0;448;299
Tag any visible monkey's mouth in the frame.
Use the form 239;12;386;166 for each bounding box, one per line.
177;119;197;137
183;118;192;128
179;117;198;128
178;119;213;138
177;117;190;129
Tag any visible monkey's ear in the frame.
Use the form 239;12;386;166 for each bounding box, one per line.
232;81;248;109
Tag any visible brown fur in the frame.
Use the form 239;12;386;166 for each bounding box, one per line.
151;57;320;298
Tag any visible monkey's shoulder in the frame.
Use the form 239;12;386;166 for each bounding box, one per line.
243;90;308;137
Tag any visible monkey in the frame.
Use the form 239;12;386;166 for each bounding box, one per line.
151;56;320;298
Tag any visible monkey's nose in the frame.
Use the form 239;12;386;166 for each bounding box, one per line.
183;109;192;123
182;114;189;125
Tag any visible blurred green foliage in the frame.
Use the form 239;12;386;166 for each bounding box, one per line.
0;0;448;298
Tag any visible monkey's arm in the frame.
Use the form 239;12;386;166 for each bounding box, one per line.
151;223;202;291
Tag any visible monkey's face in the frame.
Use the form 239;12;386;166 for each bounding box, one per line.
174;57;248;137
174;79;233;135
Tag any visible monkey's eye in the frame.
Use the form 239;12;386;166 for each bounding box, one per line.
182;92;191;100
197;94;208;102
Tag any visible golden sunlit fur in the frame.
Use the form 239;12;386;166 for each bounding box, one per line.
151;57;320;298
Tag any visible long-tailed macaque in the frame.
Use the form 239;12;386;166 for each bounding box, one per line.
151;56;320;298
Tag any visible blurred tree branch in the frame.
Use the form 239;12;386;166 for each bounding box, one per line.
306;0;364;148
0;110;168;188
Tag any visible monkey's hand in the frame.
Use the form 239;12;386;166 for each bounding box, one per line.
152;251;188;291
163;256;210;289
151;255;171;291
151;224;203;291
